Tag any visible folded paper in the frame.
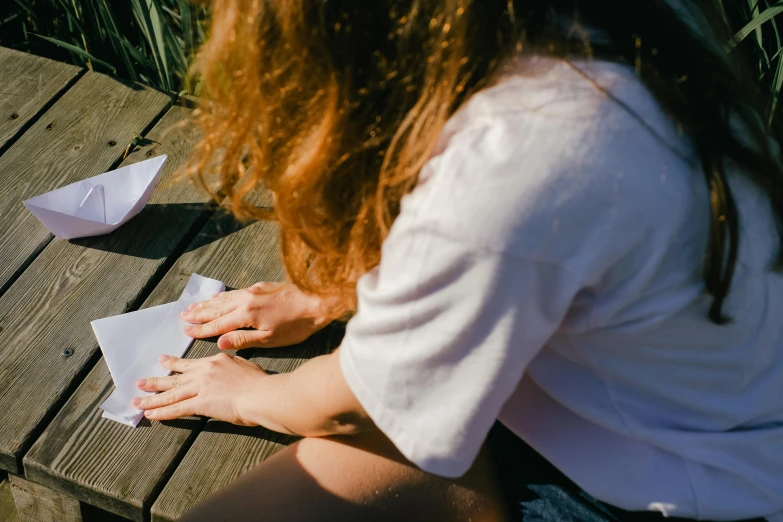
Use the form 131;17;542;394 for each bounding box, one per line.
24;155;168;240
92;273;225;427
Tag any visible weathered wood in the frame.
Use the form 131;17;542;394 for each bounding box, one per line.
149;324;343;522
0;70;169;295
0;475;21;522
23;205;289;521
9;475;82;522
0;47;81;151
0;105;207;476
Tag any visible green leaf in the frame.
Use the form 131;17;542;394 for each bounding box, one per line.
12;0;37;21
93;0;138;82
728;4;783;50
32;33;117;73
161;5;182;21
179;0;194;60
133;0;171;91
769;52;783;126
52;0;87;36
748;0;771;65
762;0;783;49
111;29;156;69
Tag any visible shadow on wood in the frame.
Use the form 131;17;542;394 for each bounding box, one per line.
69;204;255;259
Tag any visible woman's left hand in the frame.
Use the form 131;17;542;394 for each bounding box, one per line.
134;353;266;425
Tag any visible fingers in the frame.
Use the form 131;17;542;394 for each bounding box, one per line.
189;291;236;311
180;290;242;323
249;282;279;293
181;301;238;324
159;354;196;373
133;385;197;410
184;310;247;339
142;398;200;420
217;329;272;350
136;373;183;392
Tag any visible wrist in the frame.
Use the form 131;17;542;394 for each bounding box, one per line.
303;291;344;329
236;372;291;432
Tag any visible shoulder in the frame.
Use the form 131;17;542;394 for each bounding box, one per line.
399;56;704;280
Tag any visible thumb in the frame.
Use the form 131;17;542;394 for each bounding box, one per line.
217;330;270;350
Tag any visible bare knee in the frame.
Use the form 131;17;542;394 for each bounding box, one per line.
180;431;508;522
295;431;506;521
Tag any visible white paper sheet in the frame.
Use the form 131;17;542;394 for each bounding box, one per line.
23;155;168;240
92;273;225;427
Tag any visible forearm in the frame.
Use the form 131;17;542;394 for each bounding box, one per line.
239;350;374;437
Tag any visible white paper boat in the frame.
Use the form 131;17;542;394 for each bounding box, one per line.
23;155;168;240
92;273;225;427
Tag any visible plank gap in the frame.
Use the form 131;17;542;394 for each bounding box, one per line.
139;418;207;522
0;68;86;159
121;207;221;319
104;101;173;174
16;346;104;476
0;234;54;300
139;340;269;521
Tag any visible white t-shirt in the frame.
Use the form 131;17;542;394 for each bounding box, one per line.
339;56;783;521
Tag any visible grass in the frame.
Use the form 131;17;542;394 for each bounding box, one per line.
0;0;208;95
722;0;783;126
0;0;782;123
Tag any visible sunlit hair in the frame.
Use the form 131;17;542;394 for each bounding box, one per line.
187;0;783;321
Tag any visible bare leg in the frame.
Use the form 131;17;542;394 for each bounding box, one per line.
180;430;508;522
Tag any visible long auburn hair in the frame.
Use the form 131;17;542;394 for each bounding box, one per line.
187;0;783;321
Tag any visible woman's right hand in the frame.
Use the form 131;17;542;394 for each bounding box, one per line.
180;282;335;350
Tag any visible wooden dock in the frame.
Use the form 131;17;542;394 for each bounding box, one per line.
0;46;340;521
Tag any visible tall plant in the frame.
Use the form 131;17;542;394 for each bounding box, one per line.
722;0;783;126
0;0;207;94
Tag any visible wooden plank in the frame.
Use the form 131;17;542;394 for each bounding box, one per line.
22;206;289;521
0;105;206;476
9;475;82;522
0;47;82;151
149;324;343;522
0;70;169;295
0;475;21;522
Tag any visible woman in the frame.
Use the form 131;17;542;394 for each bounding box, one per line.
134;1;783;520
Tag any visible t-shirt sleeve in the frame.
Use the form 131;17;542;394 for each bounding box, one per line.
339;212;585;477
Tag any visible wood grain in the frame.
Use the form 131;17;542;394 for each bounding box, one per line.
0;71;169;294
23;209;291;521
149;324;343;522
0;105;210;476
0;47;81;150
9;475;82;522
0;475;21;522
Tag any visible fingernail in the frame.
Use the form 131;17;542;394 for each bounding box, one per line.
180;310;190;317
159;354;171;363
132;397;143;407
145;410;153;418
137;378;147;388
183;325;194;332
188;303;197;310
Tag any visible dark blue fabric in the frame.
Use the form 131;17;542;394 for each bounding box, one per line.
487;423;766;522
